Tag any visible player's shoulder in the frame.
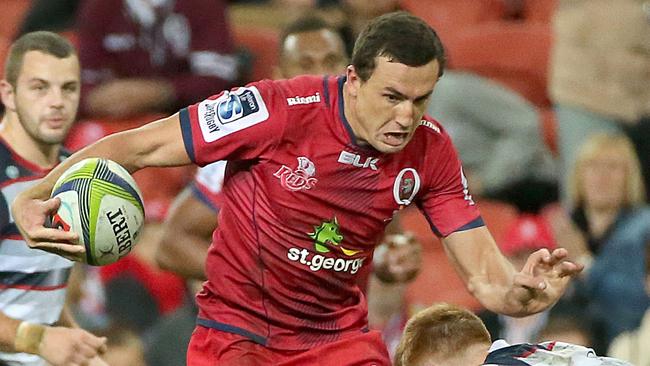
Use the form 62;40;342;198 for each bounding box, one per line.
271;75;329;109
238;75;327;113
412;115;453;147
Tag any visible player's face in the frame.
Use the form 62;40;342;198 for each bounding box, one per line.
278;29;348;78
346;56;439;153
6;50;80;146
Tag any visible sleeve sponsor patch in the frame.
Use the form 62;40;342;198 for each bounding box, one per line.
198;86;270;143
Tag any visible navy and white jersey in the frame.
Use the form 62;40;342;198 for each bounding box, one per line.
0;138;73;366
484;340;633;366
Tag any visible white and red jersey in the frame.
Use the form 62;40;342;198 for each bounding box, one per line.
0;138;73;366
180;75;483;350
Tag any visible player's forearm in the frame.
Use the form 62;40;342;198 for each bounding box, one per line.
443;227;534;317
0;312;22;352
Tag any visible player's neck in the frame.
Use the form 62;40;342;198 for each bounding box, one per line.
341;82;370;148
0;113;61;169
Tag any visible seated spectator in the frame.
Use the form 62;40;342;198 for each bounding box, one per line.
536;311;592;347
427;71;557;200
550;0;650;205
76;0;242;118
548;133;650;353
17;0;80;36
608;238;650;365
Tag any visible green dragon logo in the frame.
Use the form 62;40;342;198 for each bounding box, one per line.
308;217;360;256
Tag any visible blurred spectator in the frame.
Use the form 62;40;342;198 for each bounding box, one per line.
536;311;592;346
428;71;557;200
101;212;187;335
77;0;242;118
144;280;202;366
336;0;400;55
17;0;81;36
480;214;557;343
549;133;650;353
608;234;650;365
549;0;650;206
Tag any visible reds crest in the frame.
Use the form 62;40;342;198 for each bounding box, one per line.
274;157;318;192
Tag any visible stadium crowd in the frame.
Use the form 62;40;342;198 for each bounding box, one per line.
0;0;648;365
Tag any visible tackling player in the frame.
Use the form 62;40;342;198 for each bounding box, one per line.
12;13;582;365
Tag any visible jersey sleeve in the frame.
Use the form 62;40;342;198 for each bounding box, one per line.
190;161;227;212
179;80;288;166
417;135;483;237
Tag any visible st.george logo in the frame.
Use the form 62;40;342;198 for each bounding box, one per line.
274;156;318;191
217;92;243;123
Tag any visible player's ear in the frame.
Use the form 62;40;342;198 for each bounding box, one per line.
346;65;360;97
0;80;16;111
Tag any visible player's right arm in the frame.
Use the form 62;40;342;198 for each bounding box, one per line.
0;311;107;366
11;113;190;261
155;186;216;279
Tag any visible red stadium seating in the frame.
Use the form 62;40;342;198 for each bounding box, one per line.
448;23;552;108
523;0;558;24
232;26;279;82
400;0;505;46
0;36;10;78
0;0;31;40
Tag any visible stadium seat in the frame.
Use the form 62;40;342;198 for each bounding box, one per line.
0;36;11;77
523;0;558;24
0;0;31;40
232;26;279;82
448;23;553;108
399;0;505;45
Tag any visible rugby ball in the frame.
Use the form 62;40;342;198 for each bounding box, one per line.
50;158;145;265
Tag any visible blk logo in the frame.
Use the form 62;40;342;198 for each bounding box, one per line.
337;151;378;171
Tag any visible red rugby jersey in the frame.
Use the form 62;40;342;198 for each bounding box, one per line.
180;75;482;350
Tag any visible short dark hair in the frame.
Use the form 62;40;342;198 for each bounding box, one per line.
4;31;76;87
279;16;341;56
352;11;445;81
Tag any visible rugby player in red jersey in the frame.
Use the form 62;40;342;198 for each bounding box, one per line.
12;12;583;366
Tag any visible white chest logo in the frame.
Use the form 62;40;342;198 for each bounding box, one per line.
337;151;378;171
274;157;318;191
286;92;321;106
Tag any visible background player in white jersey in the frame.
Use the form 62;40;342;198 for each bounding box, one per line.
0;32;107;366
